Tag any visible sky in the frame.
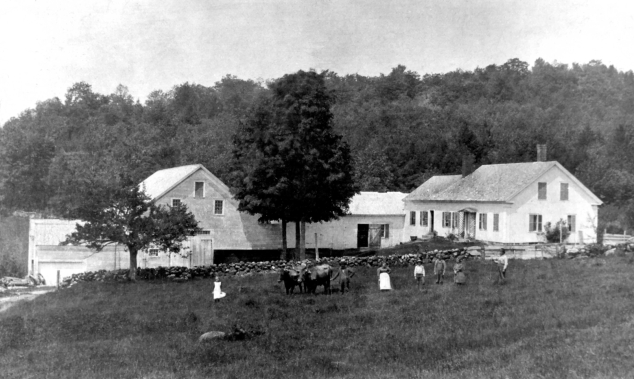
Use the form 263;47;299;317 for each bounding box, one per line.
1;0;634;125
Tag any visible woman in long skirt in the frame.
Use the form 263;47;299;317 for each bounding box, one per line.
377;262;392;291
453;257;466;285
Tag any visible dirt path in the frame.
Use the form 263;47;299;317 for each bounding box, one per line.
0;288;56;313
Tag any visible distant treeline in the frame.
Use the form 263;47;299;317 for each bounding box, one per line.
1;58;633;230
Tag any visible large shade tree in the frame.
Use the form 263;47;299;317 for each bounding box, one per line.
52;154;201;280
231;70;358;260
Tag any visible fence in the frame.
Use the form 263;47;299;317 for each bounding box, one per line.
479;244;567;260
603;233;632;246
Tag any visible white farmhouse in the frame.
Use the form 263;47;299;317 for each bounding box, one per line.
403;161;602;244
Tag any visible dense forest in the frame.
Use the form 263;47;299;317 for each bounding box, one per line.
1;58;634;234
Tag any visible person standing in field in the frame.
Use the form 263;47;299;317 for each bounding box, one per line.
414;260;425;290
495;249;508;282
453;257;466;285
331;262;355;294
433;254;446;284
377;261;392;291
213;275;226;302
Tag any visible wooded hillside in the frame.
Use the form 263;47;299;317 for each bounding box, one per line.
1;58;633;231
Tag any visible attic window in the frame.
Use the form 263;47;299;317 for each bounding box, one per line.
148;249;159;257
214;200;224;215
560;183;569;201
197;230;211;235
172;198;182;207
195;182;205;198
538;182;547;200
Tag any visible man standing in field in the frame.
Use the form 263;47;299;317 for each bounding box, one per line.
433;254;446;284
331;262;355;294
495;249;508;282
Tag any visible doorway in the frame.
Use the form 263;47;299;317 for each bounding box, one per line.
429;211;435;232
357;224;369;248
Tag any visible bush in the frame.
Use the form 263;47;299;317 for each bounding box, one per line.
544;220;570;243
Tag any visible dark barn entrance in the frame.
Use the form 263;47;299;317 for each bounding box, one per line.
357;224;369;248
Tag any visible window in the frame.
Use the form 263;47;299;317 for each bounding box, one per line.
195;182;204;198
493;214;499;232
451;212;458;229
380;224;390;238
529;214;543;232
538;182;547;200
214;200;224;215
442;212;451;228
148;249;159;257
560;183;569;201
479;213;487;231
567;215;576;232
197;230;211;235
171;198;182;207
410;211;416;225
420;211;428;227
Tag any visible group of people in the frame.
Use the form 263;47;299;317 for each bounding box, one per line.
380;248;509;291
212;249;510;301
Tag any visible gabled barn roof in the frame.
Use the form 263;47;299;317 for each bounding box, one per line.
139;164;231;201
404;161;602;204
348;192;408;215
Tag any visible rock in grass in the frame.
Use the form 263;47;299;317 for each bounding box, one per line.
605;248;616;256
199;331;226;342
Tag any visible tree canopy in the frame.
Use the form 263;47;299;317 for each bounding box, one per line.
231;70;358;259
2;58;634;232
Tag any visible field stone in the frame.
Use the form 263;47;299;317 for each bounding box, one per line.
199;331;226;342
605;248;616;256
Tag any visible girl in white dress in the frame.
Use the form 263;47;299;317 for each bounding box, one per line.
213;275;226;302
377;262;392;291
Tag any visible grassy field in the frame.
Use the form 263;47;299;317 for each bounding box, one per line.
2;257;634;379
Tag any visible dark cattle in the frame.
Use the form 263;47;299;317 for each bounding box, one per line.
279;268;303;295
302;264;333;295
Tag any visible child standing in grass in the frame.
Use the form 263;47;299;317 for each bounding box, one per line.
213;275;226;302
414;260;425;290
433;254;446;284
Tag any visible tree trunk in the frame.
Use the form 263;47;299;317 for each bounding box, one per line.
300;219;306;260
281;219;288;261
295;221;301;261
128;246;137;281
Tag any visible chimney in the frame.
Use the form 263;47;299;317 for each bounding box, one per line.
461;154;475;177
536;144;547;162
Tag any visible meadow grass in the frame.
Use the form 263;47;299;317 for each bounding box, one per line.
2;257;634;379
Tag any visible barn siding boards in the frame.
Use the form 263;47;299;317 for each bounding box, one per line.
151;168;282;251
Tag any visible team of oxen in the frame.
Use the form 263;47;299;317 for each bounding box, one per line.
278;263;334;295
